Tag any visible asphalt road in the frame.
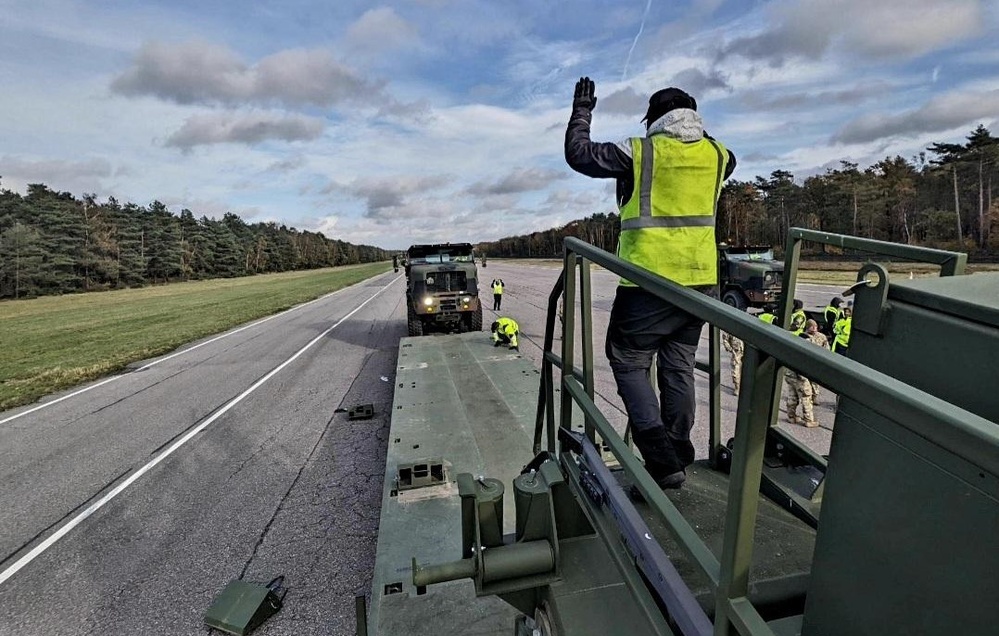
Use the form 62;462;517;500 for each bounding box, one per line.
1;271;407;636
0;263;844;636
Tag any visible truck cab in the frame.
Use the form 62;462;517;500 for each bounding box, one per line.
403;243;482;336
718;245;783;310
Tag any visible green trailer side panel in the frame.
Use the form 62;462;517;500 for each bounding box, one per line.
803;273;999;636
855;273;999;422
369;333;539;635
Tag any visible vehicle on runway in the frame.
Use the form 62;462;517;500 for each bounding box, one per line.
397;243;483;336
718;244;783;311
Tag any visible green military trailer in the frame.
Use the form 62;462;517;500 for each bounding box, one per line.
366;229;998;636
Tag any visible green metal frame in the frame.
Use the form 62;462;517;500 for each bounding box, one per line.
533;230;993;635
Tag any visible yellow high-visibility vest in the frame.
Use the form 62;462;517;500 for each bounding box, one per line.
833;317;852;351
790;309;806;335
617;135;728;287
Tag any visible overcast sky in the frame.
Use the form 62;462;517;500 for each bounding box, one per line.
2;0;997;250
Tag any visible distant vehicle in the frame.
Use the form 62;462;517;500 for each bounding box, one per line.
397;243;482;336
718;244;783;311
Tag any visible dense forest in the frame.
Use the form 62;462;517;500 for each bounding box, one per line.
478;125;999;260
0;183;390;300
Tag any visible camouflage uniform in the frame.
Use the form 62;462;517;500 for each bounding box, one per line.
721;332;744;392
804;331;829;403
786;325;829;426
784;368;816;427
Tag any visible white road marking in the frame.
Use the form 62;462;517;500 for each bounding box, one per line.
0;276;399;586
0;273;397;426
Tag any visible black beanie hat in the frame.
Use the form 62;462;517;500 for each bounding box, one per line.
642;87;697;124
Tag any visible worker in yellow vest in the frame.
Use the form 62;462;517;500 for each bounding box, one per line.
789;299;807;335
491;317;519;350
822;297;844;339
565;77;736;492
491;278;505;310
832;306;852;355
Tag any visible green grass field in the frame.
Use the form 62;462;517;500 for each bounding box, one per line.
0;262;392;411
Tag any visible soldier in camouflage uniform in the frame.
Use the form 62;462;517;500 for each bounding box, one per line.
721;331;744;393
803;319;829;403
784;366;816;427
785;320;829;426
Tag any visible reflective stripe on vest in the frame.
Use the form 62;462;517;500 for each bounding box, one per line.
824;306;841;325
790;309;806;335
617;135;727;287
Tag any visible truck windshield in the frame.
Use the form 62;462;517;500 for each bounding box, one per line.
728;249;774;261
425;271;468;292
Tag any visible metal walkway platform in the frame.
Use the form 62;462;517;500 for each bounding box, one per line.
369;333;538;635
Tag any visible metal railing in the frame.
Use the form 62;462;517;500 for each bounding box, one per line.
533;230;996;636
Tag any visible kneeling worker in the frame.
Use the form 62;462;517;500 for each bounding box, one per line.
491;317;519;350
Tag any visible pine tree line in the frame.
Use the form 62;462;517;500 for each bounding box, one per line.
478;125;999;259
0;183;390;300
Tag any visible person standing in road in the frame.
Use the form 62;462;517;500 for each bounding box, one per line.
789;299;807;335
721;330;744;394
785;319;830;426
802;319;829;404
491;317;519;350
565;77;736;491
491;279;505;310
822;297;844;339
832;305;852;355
784;363;818;427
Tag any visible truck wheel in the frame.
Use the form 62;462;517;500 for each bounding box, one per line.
407;305;424;337
722;290;748;311
470;305;482;331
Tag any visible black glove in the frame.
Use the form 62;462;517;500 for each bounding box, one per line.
573;77;596;110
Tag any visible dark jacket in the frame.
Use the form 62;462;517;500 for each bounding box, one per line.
564;105;737;207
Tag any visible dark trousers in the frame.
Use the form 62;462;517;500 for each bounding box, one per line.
606;286;708;479
493;293;502;310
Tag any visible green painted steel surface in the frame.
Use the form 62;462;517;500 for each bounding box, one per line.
552;233;997;635
369;333;537;635
203;580;282;636
802;269;999;636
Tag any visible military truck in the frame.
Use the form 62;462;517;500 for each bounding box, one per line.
718;245;783;310
397;243;482;336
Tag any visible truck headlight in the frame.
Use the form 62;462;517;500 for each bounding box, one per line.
462;296;471;304
423;296;434;306
764;273;774;284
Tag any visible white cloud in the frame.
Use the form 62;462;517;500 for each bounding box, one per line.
111;40;393;110
720;0;986;65
343;8;421;62
165;112;326;149
832;88;999;144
